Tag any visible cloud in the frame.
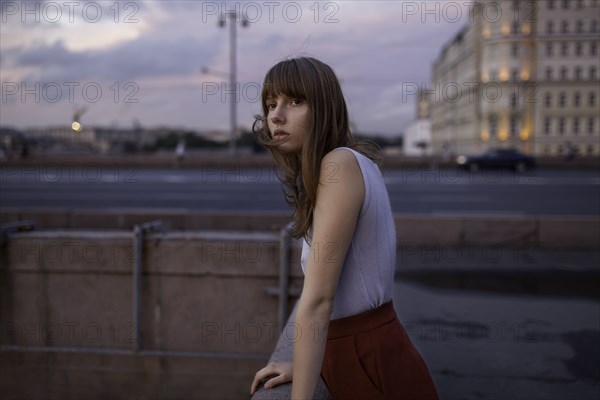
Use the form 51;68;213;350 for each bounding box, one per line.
1;0;474;134
12;34;220;83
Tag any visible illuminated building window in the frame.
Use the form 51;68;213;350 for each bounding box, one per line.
588;117;595;134
545;93;552;107
590;66;597;80
546;67;553;80
561;21;569;33
589;92;596;107
574;117;580;134
575;42;583;56
575;66;582;80
560;67;568;80
547;21;554;34
561;42;569;56
546;42;553;56
545;117;552;134
560;92;567;107
574;92;581;106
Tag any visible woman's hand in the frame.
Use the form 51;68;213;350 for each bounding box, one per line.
250;361;293;395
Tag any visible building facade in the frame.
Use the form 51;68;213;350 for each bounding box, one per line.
403;89;433;156
430;0;600;156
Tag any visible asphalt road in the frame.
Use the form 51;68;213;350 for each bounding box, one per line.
1;166;599;215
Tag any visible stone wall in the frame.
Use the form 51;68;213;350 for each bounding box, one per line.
1;230;303;399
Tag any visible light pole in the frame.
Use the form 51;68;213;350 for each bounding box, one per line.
219;11;248;157
71;105;87;132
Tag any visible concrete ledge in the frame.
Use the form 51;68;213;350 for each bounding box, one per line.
2;153;599;169
3;208;598;249
251;303;331;400
538;217;600;249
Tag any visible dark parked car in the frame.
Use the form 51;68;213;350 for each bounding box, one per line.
456;148;536;172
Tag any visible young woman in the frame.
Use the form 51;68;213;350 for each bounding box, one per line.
249;57;439;400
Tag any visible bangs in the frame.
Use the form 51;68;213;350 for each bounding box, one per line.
261;59;308;103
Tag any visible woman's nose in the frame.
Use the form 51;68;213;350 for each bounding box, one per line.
270;106;285;125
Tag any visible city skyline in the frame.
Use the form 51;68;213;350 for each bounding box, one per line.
1;1;474;137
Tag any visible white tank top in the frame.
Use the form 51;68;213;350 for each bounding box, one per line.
300;147;396;320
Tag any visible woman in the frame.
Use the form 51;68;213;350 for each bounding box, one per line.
250;57;439;400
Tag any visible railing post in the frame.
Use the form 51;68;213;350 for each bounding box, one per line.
132;220;163;353
278;222;294;333
0;220;36;248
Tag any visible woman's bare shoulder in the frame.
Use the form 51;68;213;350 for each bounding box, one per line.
320;147;362;179
317;148;364;206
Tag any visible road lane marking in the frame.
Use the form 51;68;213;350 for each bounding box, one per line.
417;195;491;202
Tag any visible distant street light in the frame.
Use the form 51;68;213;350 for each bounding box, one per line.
218;11;249;157
72;106;87;132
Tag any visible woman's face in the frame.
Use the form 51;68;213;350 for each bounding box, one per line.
266;94;310;154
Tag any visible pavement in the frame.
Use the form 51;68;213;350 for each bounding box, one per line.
394;280;599;400
253;246;600;400
395;245;600;400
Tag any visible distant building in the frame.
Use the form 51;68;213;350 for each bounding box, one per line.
23;126;172;154
430;0;600;157
403;89;433;156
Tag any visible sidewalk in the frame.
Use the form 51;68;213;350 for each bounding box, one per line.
396;280;599;400
253;246;599;400
395;245;600;399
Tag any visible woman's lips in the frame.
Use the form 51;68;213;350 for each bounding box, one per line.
273;130;289;139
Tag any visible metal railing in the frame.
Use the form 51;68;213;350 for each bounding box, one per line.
0;220;296;361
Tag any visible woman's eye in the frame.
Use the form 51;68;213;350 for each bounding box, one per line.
291;99;302;105
267;103;276;110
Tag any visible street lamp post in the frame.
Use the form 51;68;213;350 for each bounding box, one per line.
219;11;248;157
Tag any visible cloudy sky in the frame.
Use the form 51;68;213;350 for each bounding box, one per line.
1;0;472;137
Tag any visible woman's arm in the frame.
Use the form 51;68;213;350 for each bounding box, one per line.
291;149;365;399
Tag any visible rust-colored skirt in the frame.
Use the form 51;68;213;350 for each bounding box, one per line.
321;301;439;400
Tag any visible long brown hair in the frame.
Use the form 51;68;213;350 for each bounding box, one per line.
252;57;382;241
